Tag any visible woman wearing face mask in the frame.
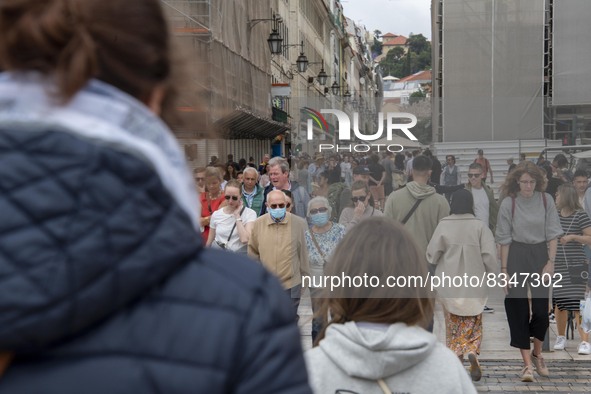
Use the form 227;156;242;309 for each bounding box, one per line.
206;180;257;254
339;181;384;231
305;197;346;343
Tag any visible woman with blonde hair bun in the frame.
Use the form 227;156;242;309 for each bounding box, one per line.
306;218;475;393
0;0;311;392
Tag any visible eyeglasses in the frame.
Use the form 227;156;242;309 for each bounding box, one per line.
467;173;481;178
286;203;291;209
518;180;536;185
225;195;239;201
351;195;367;203
269;203;286;209
309;207;329;215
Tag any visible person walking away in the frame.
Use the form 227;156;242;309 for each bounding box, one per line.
495;162;562;382
0;0;311;392
384;156;449;255
427;190;498;381
423;149;441;185
305;218;476;394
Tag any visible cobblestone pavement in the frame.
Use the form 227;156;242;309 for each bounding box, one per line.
299;287;591;393
471;360;591;393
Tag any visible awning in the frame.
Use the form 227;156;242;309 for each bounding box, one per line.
214;106;290;140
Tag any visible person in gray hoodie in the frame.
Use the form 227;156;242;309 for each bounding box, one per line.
384;155;450;253
305;218;476;394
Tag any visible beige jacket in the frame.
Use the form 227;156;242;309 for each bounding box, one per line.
426;214;498;316
248;213;310;289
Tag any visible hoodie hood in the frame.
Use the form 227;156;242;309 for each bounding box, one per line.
406;181;436;200
0;73;202;353
319;322;436;380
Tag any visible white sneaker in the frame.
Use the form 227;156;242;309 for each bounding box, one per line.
554;335;566;351
578;341;591;355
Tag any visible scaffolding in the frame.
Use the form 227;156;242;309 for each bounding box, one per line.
161;0;211;41
432;0;546;143
160;0;287;166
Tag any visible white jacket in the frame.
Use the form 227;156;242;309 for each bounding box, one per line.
426;214;498;316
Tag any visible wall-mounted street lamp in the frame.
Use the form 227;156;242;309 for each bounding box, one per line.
267;29;283;54
330;81;352;98
248;15;310;74
317;62;328;86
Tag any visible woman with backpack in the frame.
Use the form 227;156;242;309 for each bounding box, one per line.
496;161;562;382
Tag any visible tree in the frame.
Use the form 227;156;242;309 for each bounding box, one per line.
371;30;383;59
407;34;429;54
378;32;432;79
409;89;426;106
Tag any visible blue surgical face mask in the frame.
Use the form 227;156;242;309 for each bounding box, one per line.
269;207;286;220
310;212;329;227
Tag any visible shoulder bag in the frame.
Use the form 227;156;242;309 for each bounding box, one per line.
215;206;246;249
310;230;329;265
561;213;589;285
401;199;422;225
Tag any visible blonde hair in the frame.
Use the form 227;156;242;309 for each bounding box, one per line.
204;166;222;182
556;183;582;212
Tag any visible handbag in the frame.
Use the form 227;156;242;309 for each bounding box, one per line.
215;206;245;250
310;230;328;265
560;214;589;285
582;295;591;333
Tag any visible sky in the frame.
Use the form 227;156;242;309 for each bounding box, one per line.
341;0;432;40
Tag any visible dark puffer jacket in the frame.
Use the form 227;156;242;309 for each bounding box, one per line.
0;128;312;393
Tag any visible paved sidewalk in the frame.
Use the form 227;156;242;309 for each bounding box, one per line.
299;287;591;393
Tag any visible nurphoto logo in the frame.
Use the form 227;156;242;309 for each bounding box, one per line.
303;108;418;153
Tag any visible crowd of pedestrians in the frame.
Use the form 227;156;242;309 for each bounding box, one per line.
199;146;591;387
2;0;591;392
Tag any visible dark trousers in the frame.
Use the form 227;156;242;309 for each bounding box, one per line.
504;241;550;349
384;182;393;197
310;287;325;343
286;284;302;322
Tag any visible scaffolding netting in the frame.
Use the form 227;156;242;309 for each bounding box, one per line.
553;0;591;106
437;0;545;142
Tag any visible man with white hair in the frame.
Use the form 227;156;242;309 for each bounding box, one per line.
261;157;310;218
241;167;264;216
249;190;310;316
